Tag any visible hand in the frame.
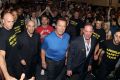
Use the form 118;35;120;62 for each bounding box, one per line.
88;65;92;72
42;62;47;69
94;54;98;61
65;59;67;65
67;70;72;77
46;6;49;10
29;76;35;80
47;6;50;11
20;73;25;80
21;59;27;66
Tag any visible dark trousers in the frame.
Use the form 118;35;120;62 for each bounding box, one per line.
8;62;36;80
96;62;114;80
46;58;65;80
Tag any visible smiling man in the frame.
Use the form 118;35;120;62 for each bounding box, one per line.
67;24;97;80
41;18;70;80
96;30;120;80
0;12;16;80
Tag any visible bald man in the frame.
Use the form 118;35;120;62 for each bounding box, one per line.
15;20;40;79
0;12;17;80
67;24;97;80
0;13;26;80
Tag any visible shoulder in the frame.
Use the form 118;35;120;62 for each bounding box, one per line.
33;32;40;39
44;32;54;40
64;33;70;39
36;26;43;31
70;36;82;44
17;31;27;39
0;28;9;38
48;25;54;29
105;39;112;43
91;36;97;41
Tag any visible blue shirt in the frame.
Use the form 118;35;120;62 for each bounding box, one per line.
42;31;70;61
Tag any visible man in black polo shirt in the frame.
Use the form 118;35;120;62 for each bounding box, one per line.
16;20;40;79
92;20;106;44
0;13;23;80
17;7;25;32
11;9;25;34
96;30;120;80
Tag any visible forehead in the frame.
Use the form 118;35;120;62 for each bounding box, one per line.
42;17;48;20
84;25;93;31
12;11;17;14
115;32;120;36
57;20;66;24
27;21;34;26
96;21;102;24
32;12;36;14
4;14;14;21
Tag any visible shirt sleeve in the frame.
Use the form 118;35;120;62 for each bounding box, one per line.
0;35;6;51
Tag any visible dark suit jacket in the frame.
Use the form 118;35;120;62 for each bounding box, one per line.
67;35;97;73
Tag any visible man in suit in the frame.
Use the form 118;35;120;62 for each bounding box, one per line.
67;24;97;80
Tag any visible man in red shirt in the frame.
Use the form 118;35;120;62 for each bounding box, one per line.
36;15;54;43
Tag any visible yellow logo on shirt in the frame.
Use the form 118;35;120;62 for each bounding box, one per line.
106;48;120;60
9;34;17;47
14;26;21;34
92;32;100;39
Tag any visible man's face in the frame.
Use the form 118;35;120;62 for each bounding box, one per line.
41;17;48;25
17;8;23;16
32;12;36;18
12;11;18;21
55;20;67;35
96;21;102;28
3;14;14;30
114;32;120;45
61;11;66;17
26;21;35;34
74;12;79;19
83;25;93;40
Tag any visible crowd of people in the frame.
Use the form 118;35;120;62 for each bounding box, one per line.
0;1;120;80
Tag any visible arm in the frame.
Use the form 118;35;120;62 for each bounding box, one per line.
39;8;47;17
41;37;48;69
47;7;54;17
67;42;75;76
88;43;102;72
94;43;102;61
65;51;68;65
0;50;16;80
107;7;112;21
41;49;47;69
0;50;9;79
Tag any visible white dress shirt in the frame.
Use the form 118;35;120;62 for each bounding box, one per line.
83;35;91;57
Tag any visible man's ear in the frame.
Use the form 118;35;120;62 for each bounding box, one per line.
2;19;4;23
26;26;27;28
55;25;57;29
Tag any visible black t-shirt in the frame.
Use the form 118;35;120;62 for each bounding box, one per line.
68;18;84;40
17;15;25;31
0;27;17;76
92;27;106;47
102;39;120;66
13;18;25;34
0;27;11;50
